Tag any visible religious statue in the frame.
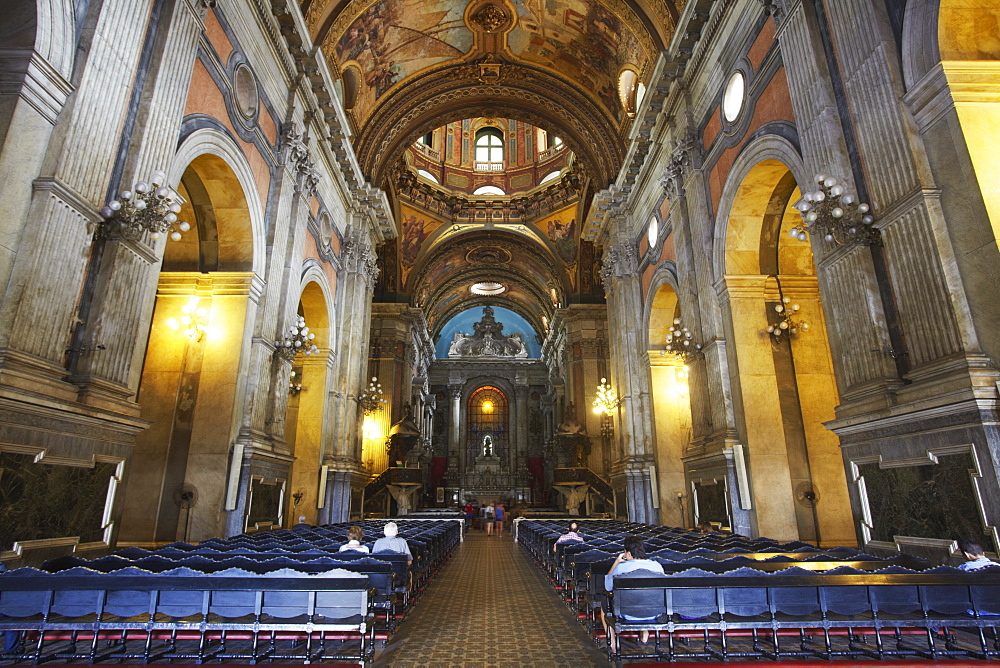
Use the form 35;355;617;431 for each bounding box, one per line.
483;434;494;457
447;306;529;358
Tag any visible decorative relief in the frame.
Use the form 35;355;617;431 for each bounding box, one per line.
599;243;638;293
280;125;320;194
470;5;509;33
659;135;697;196
466;246;513;264
757;0;786;20
343;239;379;287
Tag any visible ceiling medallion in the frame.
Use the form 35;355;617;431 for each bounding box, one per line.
471;4;509;33
467;246;513;264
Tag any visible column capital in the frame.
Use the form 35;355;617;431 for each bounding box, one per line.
599;243;638;295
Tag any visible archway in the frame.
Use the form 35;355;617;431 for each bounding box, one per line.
284;276;333;525
645;271;692;528
121;147;259;544
718;156;852;546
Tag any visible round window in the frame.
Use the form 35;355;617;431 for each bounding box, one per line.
234;63;259;121
647;216;659;248
722;70;745;122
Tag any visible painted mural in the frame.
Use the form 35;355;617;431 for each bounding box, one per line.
400;204;446;285
507;0;645;113
541;204;578;267
333;0;474;121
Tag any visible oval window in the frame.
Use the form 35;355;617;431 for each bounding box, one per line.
647;216;659;248
722;71;745;122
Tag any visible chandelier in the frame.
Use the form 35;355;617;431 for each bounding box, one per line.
274;316;318;361
790;173;879;246
592;377;620;415
358;376;385;415
767;296;809;341
663;317;703;363
99;170;191;242
165;297;208;342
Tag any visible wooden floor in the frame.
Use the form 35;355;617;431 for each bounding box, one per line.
374;531;609;667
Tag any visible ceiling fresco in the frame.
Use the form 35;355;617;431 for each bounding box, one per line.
306;0;679;187
506;0;646;114
331;0;474;122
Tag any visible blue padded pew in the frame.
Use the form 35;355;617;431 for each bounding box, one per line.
605;570;1000;664
0;566;377;664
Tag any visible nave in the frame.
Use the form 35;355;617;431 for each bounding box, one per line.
375;532;607;666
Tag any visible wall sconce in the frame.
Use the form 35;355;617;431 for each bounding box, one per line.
166;297;208;341
767;294;809;341
663;317;703;363
592;377;621;415
358;376;385;415
292;490;305;508
99;169;191;242
289;370;304;397
275;315;318;361
790;173;879;246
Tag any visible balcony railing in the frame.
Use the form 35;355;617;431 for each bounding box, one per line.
474;162;504;172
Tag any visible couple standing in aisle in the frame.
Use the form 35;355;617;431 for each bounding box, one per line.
483;501;505;536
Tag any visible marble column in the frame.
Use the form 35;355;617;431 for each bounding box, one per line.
321;227;377;523
600;225;657;523
448;385;463;471
514;382;529;467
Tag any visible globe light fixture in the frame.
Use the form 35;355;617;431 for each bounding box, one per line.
790;173;879;246
274;315;318;361
99;169;191;242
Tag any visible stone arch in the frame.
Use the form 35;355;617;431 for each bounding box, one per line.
353;66;624;188
284;271;335;524
169;128;266;276
712;134;810;282
901;0;942;88
710;136;852;547
644;263;680;352
2;0;77;79
298;265;335;351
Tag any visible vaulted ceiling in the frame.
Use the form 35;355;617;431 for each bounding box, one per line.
300;0;681;342
302;0;681;189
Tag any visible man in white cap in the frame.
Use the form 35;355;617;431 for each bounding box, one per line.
373;522;412;565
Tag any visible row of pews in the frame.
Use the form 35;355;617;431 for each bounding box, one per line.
0;519;461;664
518;519;1000;664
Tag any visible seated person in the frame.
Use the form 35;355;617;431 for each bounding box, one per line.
338;525;370;553
958;539;1000;570
552;521;584;552
697;521;715;534
373;522;412;565
602;536;665;653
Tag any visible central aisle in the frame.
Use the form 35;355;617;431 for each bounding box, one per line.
375;532;609;667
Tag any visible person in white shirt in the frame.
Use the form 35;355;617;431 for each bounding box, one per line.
373;522;412;565
338;525;370;553
957;539;999;571
602;536;665;653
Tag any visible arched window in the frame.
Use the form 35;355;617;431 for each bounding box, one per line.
467;386;508;464
475;127;504;170
540;170;561;184
473;185;505;196
417;169;439;184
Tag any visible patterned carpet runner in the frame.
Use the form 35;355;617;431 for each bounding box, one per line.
375;532;608;667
